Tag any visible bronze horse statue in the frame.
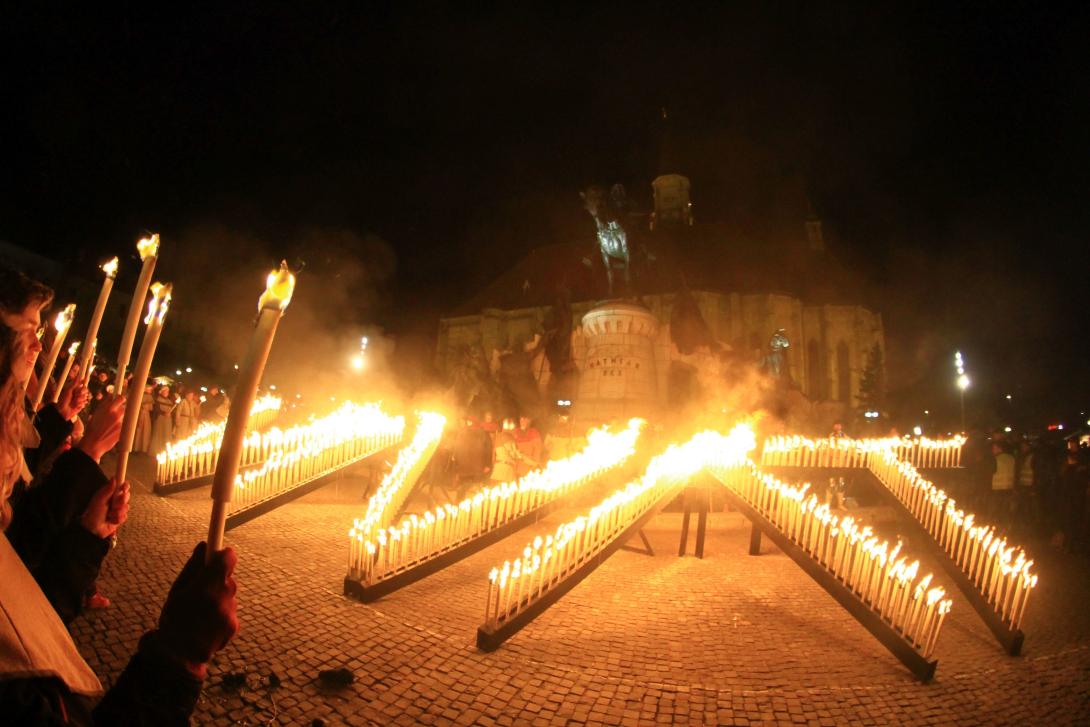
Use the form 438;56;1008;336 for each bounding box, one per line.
581;184;631;297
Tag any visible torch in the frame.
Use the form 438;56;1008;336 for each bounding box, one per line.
51;341;81;404
115;283;172;485
114;234;159;394
79;257;118;379
81;339;98;386
30;304;76;410
207;261;295;557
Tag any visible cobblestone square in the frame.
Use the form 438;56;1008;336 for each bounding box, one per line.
71;454;1090;725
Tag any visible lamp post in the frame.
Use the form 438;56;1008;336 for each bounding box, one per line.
955;351;970;433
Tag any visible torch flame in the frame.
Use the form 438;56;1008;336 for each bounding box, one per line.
137;234;160;260
144;282;173;324
101;256;119;278
68;341;81;356
54;304;76;331
258;260;295;312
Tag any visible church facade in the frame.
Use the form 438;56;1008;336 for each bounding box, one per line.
437;173;885;417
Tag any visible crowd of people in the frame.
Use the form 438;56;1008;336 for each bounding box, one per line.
76;365;232;456
826;420;1090;554
424;410;583;508
961;428;1090;553
1;264;238;724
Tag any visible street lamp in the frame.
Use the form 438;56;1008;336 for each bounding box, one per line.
957;377;970;432
955;351;970;432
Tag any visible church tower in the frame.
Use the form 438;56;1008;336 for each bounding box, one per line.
651;107;693;229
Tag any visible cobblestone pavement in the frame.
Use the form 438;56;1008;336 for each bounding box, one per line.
70;453;1090;725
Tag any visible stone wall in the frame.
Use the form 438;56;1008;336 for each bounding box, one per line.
437;290;884;410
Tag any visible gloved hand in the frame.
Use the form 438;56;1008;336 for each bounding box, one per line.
156;542;239;678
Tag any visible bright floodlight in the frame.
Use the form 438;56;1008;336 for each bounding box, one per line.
913;426;923;436
957;374;971;390
351;354;366;371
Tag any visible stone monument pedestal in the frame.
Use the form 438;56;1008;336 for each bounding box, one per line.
571;301;661;428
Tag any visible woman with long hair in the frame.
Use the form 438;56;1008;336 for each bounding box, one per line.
0;324;32;530
0;320;240;723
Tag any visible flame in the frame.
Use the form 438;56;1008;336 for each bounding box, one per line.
137;234;160;260
352;411;446;537
68;341;81;356
485;423;755;599
54;303;76;331
101;256;119;278
258;260;295;312
144;282;172;325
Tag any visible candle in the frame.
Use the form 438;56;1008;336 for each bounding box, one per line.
114;234;159;393
208;261;295;557
30;303;76;409
51;340;81;404
79;257;118;377
81;339;98;385
115;283;172;485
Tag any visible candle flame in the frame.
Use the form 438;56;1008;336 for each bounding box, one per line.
144;282;172;324
101;256;119;278
258;260;295;312
54;303;76;331
137;234;160;260
68;341;81;356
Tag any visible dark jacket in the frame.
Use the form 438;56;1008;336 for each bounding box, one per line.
6;449;108;623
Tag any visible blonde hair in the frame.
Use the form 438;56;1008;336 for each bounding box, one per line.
0;324;28;529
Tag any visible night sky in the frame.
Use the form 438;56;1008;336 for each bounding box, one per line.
2;4;1087;425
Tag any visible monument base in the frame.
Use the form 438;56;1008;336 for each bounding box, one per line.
571;300;660;428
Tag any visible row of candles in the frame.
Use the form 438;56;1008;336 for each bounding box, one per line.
712;460;953;658
154;394;283;484
868;450;1037;630
349;411;447;541
480;424;755;631
227;402;405;514
348;419;644;583
761;435;965;469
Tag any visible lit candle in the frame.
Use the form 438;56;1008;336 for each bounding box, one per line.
51;340;81;404
208;262;295;557
30;303;76;409
80;339;98;385
114;234;159;393
115;283;171;485
78;257;118;377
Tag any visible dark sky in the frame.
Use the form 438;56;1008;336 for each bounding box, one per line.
2;4;1087;424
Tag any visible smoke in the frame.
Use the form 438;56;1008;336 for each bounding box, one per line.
159;223;406;411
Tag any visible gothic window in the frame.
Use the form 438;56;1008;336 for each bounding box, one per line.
837;342;851;404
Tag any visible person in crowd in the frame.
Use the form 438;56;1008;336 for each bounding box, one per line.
148;384;175;455
451;415;492;500
1057;439;1089;553
491;418;534;484
1015;439;1040;536
544;410;580;461
200;385;226;422
134;383;155;453
830;421;846;438
514;415;543;477
86;370;110;413
0;320;239;724
0;268;93;484
174;388;200;441
990;441;1016;529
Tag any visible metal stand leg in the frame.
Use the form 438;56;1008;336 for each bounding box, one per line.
748;523;762;555
678;492;692;557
